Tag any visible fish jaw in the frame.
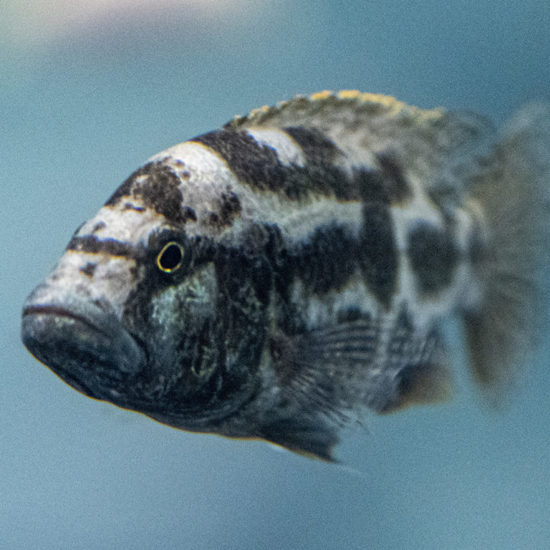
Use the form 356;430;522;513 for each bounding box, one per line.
21;294;146;399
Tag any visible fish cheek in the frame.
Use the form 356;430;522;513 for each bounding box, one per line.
142;264;222;395
162;264;220;378
120;232;191;353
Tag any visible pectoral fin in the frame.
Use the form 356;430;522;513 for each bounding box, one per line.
260;310;450;459
260;416;340;462
380;361;453;413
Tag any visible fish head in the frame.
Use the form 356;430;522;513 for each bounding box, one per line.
22;155;261;427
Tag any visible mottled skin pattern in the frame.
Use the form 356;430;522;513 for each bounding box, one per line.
22;91;549;460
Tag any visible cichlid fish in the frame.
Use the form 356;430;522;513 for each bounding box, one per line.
22;91;550;460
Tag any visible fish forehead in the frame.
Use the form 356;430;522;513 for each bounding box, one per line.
76;203;163;246
149;142;247;226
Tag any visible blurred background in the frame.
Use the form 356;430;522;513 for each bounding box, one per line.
1;1;549;548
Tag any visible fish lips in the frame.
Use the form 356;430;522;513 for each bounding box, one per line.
21;298;146;396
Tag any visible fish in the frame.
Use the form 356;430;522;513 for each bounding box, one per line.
21;90;550;461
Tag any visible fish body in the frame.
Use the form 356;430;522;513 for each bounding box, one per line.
22;91;550;460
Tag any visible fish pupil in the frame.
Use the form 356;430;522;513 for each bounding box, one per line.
156;242;184;272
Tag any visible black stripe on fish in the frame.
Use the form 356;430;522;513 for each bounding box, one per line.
229;216;395;322
66;235;135;258
193;127;355;200
192;128;289;194
290;222;360;295
105;163;194;227
408;222;458;295
226;220;362;316
283;126;342;165
359;202;398;308
216;223;276;307
193;127;412;204
283;126;374;202
375;153;413;202
355;168;391;204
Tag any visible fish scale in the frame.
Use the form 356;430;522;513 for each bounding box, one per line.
21;90;550;460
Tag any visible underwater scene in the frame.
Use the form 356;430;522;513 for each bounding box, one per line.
2;1;549;548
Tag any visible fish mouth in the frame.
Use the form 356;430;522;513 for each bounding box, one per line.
23;305;111;336
22;300;146;398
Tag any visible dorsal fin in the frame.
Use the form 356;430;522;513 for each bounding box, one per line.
226;90;494;198
227;90;441;131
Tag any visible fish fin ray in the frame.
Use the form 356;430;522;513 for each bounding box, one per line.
260;417;340;462
380;361;453;413
262;313;449;458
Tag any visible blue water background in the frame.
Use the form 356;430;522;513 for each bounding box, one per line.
1;2;549;548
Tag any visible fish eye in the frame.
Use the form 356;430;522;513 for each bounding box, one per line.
156;241;185;273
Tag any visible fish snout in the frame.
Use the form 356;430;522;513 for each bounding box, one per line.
22;293;146;393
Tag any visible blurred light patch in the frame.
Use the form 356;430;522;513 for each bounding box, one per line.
2;0;263;50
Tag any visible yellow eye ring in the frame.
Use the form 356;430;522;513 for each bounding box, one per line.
156;241;185;273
